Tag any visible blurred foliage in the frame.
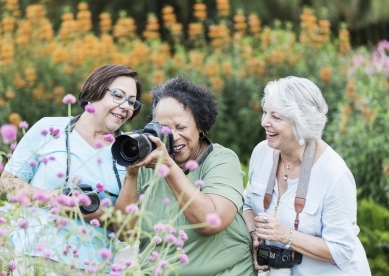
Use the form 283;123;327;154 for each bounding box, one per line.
357;197;389;275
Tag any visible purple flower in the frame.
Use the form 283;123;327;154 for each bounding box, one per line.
41;129;48;136
152;267;163;275
32;192;51;203
178;253;189;264
125;260;132;267
19;121;29;129
185;160;198;170
90;219;100;227
29;160;37;167
10;191;30;206
151;235;162;244
83;260;90;266
1;271;7;276
164;234;175;243
85;103;96;113
57;172;65;178
10;141;17;151
206;213;221;228
0;217;6;224
101;198;112;206
125;203;139;214
163;197;171;205
161;126;171;134
103;134;115;142
62;94;76;104
49;127;60;138
95;140;104;148
194;180;205;188
8;261;17;271
109;232;115;238
159;260;168;268
111;264;124;272
155;164;170;177
0;124;17;144
138;194;145;201
153;223;165;232
99;248;112;260
96;183;105;192
174;239;184;247
78;194;92;206
49;156;55;161
41;157;49;165
80;227;88;234
178;230;188;241
17;219;29;229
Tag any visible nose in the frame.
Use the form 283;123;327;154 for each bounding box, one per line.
119;100;132;110
261;114;270;128
171;128;180;141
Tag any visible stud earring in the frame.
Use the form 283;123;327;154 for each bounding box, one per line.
298;138;305;146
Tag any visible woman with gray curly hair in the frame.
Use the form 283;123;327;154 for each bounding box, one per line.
243;77;371;275
115;76;256;275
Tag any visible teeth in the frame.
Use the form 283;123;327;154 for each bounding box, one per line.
267;132;277;136
174;145;184;151
112;113;123;119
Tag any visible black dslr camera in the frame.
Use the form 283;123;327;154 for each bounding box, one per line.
63;184;100;214
257;244;302;269
111;122;174;167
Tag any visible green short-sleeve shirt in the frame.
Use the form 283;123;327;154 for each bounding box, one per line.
137;143;256;276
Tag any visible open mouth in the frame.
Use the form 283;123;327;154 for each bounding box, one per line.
112;112;124;120
174;145;184;153
266;131;278;138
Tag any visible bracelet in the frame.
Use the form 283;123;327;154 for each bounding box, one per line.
285;228;293;249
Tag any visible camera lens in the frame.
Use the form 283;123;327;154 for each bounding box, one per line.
120;140;139;161
80;192;100;214
281;254;290;262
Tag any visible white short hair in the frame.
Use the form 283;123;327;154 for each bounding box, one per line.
261;76;328;141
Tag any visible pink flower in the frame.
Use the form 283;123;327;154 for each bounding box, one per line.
125;260;132;267
99;248;112;260
103;134;115;142
90;219;100;227
78;194;91;206
0;217;6;224
17;219;29;229
41;129;48;136
80;227;88;234
57;172;65;178
151;235;162;244
83;260;90;266
185;160;198;170
32;192;51;203
153;223;165;232
49;127;60;138
174;239;184;247
0;229;7;237
111;264;123;272
155;164;170;177
10;191;30;206
10;141;17;151
159;260;168;268
96;183;105;192
101;198;112;206
125;203;139;214
194;180;205;188
42;157;49;165
108;232;115;238
178;253;189;264
1;271;7;276
85;103;96;113
62;94;76;104
164;234;175;243
29;160;37;167
178;230;188;241
163;198;171;205
8;261;17;271
152;267;163;275
95;140;104;148
161;126;171;134
19;121;29;129
206;213;221;228
0;124;17;144
138;194;145;201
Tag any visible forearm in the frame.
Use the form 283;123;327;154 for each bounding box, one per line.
289;230;335;264
243;209;256;232
165;165;236;235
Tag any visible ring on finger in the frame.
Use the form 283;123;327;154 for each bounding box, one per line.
262;223;265;229
263;216;268;223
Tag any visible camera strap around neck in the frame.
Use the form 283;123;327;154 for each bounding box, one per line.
263;140;316;231
64;115;122;196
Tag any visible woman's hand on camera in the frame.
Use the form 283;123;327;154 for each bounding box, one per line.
251;232;270;271
254;212;290;245
132;135;174;169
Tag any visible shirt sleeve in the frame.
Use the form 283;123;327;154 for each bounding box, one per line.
201;148;245;210
4;118;49;181
322;168;358;271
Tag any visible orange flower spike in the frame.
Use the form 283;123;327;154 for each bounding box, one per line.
320;66;332;84
194;3;207;21
25;68;37;85
9;113;21;126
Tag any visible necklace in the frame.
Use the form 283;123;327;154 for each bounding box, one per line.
280;155;300;182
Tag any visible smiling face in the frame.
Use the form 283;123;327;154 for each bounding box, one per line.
154;97;202;167
261;101;298;152
92;76;137;133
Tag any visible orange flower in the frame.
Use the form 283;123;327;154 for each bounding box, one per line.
153;70;164;84
193;3;207;20
5;91;16;99
320;67;332;84
9;113;21;126
0;98;5;106
25;67;37;85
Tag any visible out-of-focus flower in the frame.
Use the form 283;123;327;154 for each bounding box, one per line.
194;180;205;188
206;213;221;228
178;253;189;264
161;126;171;134
103;134;115;142
163;197;171;204
62;94;77;104
0;124;17;144
99;248;112;260
85;103;96;113
19;121;29;129
96;183;105;192
17;219;29;229
156;164;170;177
90;219;100;227
101;198;112;206
125;203;139;214
185;160;198;170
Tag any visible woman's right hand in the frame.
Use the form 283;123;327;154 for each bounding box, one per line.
252;232;270;271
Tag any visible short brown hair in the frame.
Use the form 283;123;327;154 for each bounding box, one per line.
79;64;142;120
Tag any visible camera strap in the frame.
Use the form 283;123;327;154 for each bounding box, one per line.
64;115;122;196
263;140;316;231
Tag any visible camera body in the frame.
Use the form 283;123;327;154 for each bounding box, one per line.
63;184;100;214
112;122;174;167
257;244;302;269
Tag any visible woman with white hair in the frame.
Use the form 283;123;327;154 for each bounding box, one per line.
243;77;371;275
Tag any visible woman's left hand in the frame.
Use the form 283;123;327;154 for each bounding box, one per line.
254;212;290;244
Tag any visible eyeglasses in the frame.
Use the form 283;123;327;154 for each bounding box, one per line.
107;88;141;111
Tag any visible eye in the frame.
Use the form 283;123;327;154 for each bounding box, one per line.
272;115;281;120
127;99;136;106
113;92;124;100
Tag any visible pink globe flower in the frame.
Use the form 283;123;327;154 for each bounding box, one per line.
62;94;76;104
0;124;17;144
206;213;221;228
185;160;198;170
85;103;96;113
194;180;205;188
161;126;171;134
125;203;139;214
178;253;189;264
101;198;112;206
96;183;105;192
90;219;100;227
155;164;170;177
99;248;112;260
19;121;29;129
103;134;115;142
17;219;29;229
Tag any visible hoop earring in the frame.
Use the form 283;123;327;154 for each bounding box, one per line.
298;138;305;146
199;132;205;139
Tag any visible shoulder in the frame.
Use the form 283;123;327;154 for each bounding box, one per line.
208;144;240;163
32;117;70;130
250;141;272;161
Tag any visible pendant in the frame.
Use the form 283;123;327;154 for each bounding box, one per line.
284;175;288;181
